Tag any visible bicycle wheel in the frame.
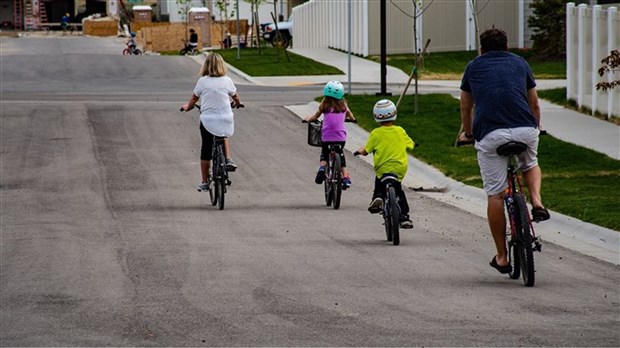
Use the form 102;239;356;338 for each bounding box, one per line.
383;198;393;242
180;48;188;55
388;186;400;245
507;197;521;279
514;193;535;286
122;48;130;55
209;177;217;206
217;177;225;210
324;165;333;207
332;155;342;210
134;49;143;55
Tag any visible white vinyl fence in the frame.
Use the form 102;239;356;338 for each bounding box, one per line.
566;3;620;118
292;0;369;56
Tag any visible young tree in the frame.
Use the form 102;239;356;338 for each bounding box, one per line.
244;0;267;49
215;0;235;43
596;50;620;92
528;0;586;60
177;0;193;42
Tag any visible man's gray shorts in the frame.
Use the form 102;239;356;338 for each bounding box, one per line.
475;127;540;196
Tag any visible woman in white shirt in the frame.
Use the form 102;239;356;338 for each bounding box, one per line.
182;52;243;192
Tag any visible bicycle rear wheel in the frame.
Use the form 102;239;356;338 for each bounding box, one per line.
217;177;225;210
514;193;534;286
332;156;342;210
324;167;333;207
388;186;400;245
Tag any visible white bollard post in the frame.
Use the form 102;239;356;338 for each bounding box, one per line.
566;3;575;100
577;4;588;109
607;7;618;119
592;5;601;116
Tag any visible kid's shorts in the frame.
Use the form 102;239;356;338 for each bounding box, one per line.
474;127;540;196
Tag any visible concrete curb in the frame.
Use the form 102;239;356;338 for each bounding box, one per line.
286;102;620;265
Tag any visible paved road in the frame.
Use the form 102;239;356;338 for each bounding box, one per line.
1;36;618;346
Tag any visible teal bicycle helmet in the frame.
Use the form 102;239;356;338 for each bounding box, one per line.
373;99;397;123
323;80;345;100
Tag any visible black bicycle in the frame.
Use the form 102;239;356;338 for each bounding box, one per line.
353;152;401;245
498;141;542;287
379;173;401;245
181;103;243;210
303;119;355;210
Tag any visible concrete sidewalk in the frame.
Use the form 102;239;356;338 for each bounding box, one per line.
205;48;620;264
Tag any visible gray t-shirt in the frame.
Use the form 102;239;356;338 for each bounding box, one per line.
460;51;537;141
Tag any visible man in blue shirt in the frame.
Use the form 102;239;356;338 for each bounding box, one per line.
459;28;550;275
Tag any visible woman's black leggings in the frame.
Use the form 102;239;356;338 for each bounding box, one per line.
199;122;214;161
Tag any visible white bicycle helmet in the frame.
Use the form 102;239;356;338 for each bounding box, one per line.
373;99;397;123
323;80;345;100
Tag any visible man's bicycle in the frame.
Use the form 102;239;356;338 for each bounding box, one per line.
497;141;542;287
303;119;355;210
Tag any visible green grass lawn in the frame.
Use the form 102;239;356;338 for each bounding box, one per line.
538;88;620;125
216;48;344;76
344;93;620;231
368;49;566;80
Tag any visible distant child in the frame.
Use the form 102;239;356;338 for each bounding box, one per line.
356;99;414;229
304;80;356;189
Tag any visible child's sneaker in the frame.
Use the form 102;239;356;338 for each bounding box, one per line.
368;197;383;214
226;158;237;171
399;214;413;229
342;176;352;190
315;166;326;184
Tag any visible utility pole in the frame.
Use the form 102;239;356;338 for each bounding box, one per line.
377;0;391;96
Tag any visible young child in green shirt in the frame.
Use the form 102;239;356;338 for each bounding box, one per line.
356;99;414;229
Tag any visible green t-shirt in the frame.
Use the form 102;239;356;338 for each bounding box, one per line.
365;125;414;180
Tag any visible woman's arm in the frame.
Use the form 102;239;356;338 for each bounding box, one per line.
182;94;200;112
231;92;242;107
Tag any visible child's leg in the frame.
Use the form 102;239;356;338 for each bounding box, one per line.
368;177;383;213
373;177;383;199
394;181;410;216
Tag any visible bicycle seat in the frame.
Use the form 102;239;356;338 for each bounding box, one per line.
328;144;343;151
496;141;527;156
380;173;399;182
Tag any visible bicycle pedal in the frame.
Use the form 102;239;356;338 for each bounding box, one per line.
226;179;232;186
533;237;543;252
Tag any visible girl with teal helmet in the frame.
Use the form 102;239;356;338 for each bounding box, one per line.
304;80;356;189
323;80;345;100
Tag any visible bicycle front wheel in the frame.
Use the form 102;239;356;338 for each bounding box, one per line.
332;156;342;210
217;177;225;210
209;180;217;206
513;193;534;286
388;186;400;245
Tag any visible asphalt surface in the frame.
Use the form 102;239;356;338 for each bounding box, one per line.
1;36;619;346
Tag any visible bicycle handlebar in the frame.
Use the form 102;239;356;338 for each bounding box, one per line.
180;102;244;112
301;119;357;123
456;139;475;147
